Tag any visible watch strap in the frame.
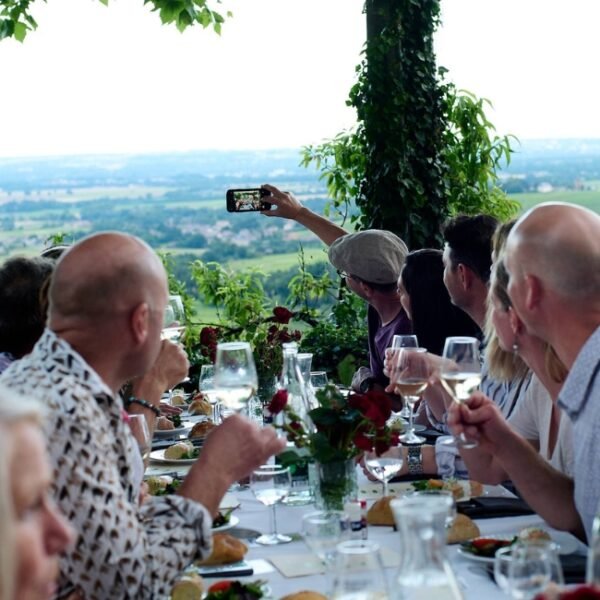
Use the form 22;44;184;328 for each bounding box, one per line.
407;445;423;475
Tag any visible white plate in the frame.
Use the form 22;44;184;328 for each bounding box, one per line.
457;532;579;564
153;426;188;439
149;449;199;465
212;514;240;532
358;481;515;502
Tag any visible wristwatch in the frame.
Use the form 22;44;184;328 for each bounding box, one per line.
407;445;423;475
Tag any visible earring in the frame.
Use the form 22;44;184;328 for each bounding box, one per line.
512;341;519;354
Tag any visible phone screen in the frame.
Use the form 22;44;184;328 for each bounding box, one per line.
226;188;271;212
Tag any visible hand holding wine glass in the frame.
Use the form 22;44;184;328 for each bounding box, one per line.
251;464;292;545
214;342;258;415
439;336;481;449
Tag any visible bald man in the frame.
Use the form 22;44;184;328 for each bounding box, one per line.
448;203;600;540
0;232;284;599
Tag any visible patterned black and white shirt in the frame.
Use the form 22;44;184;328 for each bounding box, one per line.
1;329;212;599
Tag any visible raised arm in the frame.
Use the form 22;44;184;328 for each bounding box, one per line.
261;183;347;246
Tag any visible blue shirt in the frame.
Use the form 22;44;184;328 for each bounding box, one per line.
558;325;600;540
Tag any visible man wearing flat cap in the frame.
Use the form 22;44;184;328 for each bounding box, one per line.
261;184;411;393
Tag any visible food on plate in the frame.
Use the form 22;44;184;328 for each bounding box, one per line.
157;416;175;430
170;572;205;600
189;420;216;439
388;418;405;433
212;507;236;529
170;393;187;407
168;414;183;428
280;592;328;600
460;536;517;558
189;395;212;416
518;526;552;543
204;580;265;600
164;441;199;460
367;496;395;526
446;514;480;544
411;478;483;500
196;533;247;566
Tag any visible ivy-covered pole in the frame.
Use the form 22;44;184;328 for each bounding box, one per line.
355;0;450;248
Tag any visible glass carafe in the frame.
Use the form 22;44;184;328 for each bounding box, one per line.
297;352;317;409
279;343;311;425
390;495;464;600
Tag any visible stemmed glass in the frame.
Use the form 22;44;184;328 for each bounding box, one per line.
128;414;151;468
439;336;482;449
301;510;346;567
162;295;186;342
390;334;419;419
393;346;429;445
364;447;403;498
251;465;292;545
310;371;329;391
199;364;219;423
213;342;258;416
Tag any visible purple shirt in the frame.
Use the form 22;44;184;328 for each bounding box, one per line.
367;305;412;386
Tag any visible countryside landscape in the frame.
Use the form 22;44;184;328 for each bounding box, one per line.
0;138;599;315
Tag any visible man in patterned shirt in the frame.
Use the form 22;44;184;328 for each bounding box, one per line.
0;232;284;599
449;203;600;540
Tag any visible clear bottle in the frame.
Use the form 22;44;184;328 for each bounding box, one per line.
279;342;311;426
391;495;464;600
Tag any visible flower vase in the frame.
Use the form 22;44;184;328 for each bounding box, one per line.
314;459;358;511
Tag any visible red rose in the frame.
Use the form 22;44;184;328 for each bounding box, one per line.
273;306;294;324
353;431;374;451
268;389;288;414
200;326;219;346
348;393;371;413
365;390;392;421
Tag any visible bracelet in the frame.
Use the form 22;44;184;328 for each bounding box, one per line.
125;396;160;418
407;445;424;475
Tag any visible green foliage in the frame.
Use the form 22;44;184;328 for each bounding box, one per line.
0;0;230;42
302;0;519;247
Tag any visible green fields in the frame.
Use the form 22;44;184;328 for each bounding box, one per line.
512;190;600;214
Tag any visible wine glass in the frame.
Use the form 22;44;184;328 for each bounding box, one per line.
162;294;186;342
439;336;481;449
331;540;389;600
393;346;428;445
310;371;329;390
199;364;220;423
390;334;419;418
301;510;346;567
364;447;403;498
128;414;151;468
508;542;553;599
251;465;292;545
213;342;258;415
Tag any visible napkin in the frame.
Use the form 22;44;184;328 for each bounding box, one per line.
457;497;534;519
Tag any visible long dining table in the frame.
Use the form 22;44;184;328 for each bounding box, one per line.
146;453;587;599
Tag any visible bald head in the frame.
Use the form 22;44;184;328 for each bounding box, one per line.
49;232;167;324
507;203;600;303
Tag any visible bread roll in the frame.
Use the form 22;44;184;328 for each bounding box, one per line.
280;592;328;600
188;420;216;439
366;496;395;526
170;393;187;407
171;573;204;600
157;416;175;430
446;514;480;544
164;441;194;460
189;397;212;416
196;533;248;566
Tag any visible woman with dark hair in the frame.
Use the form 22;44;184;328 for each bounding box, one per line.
397;249;481;355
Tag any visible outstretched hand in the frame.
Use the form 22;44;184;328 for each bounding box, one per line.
260;184;303;220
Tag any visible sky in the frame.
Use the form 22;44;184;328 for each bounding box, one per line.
1;0;599;158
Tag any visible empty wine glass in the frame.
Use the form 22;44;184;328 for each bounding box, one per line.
251;464;292;545
128;414;151;468
310;371;329;390
199;364;220;423
301;510;346;567
508;542;553;599
162;294;186;342
393;346;428;445
439;336;482;449
331;540;389;600
214;342;258;415
364;447;403;498
494;546;514;594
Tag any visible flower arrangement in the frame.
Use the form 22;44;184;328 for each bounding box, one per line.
268;384;399;463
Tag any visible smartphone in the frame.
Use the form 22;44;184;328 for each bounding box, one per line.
226;188;272;212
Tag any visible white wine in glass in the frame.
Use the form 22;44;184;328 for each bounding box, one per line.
440;336;481;449
162;295;186;342
251;465;292;545
214;342;258;414
365;450;403;498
